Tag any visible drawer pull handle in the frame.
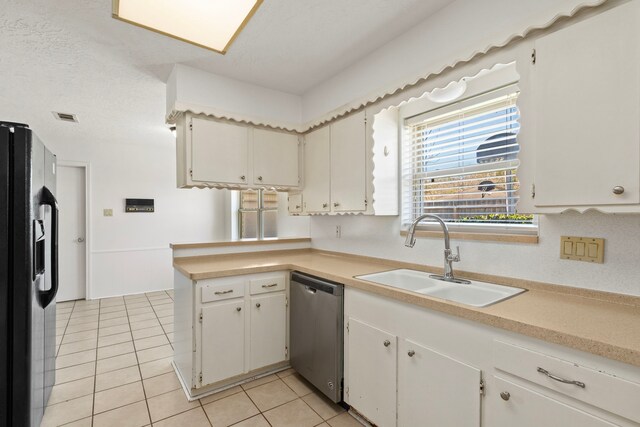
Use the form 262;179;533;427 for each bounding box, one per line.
214;290;233;295
537;367;585;388
262;283;278;288
500;391;510;401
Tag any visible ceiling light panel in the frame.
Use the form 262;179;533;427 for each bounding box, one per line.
112;0;262;54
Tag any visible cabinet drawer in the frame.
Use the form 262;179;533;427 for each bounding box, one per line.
201;281;245;303
250;275;285;295
494;340;640;423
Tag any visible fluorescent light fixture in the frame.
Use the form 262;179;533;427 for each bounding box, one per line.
112;0;262;54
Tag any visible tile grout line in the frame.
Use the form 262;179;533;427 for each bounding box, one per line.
127;293;154;425
91;298;103;427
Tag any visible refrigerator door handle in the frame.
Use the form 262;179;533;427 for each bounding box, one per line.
38;186;58;308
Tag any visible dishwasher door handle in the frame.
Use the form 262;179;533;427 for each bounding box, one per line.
305;286;317;294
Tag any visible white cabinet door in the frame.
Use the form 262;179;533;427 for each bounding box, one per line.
287;193;303;214
489;377;617;427
253;129;299;187
201;299;245;386
347;318;396;427
191;118;249;185
398;338;481;427
303;126;331;213
532;1;640;207
330;111;367;212
250;293;287;371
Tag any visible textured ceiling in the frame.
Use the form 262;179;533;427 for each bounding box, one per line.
0;0;454;147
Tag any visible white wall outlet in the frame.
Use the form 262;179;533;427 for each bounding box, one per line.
335;225;341;238
103;208;113;217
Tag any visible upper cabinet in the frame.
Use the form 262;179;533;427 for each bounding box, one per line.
523;1;640;213
176;113;301;190
297;109;398;216
253;129;299;187
302;126;331;213
331;111;367;212
189;118;250;186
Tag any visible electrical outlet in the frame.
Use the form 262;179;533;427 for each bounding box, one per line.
335;225;342;238
103;208;113;217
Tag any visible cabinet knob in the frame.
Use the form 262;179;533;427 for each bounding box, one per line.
322;203;328;208
295;205;301;209
383;340;391;347
407;350;415;357
613;186;625;195
236;307;242;312
500;392;510;401
256;303;261;308
258;176;263;181
333;202;340;208
240;175;246;181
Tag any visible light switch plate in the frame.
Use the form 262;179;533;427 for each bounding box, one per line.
560;236;604;263
103;208;113;217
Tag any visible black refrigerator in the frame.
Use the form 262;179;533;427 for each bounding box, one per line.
1;121;59;427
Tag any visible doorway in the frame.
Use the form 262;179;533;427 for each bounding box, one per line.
57;164;88;301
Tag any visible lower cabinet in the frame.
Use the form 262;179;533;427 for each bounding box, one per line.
250;293;287;371
489;377;617;427
398;338;481;427
174;270;289;398
347;318;397;427
345;288;640;427
346;317;482;427
201;299;245;385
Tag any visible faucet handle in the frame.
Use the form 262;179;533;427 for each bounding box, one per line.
450;246;461;262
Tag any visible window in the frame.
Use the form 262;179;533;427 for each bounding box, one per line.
402;85;535;234
238;189;278;239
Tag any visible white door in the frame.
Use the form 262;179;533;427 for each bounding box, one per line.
191;118;250;185
303;126;331;213
201;300;246;386
249;292;287;370
489;377;617;427
57;165;86;302
253;129;299;187
398;338;481;427
330;111;367;212
347;318;397;427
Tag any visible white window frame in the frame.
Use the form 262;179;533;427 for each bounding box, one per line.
399;68;537;237
237;189;278;239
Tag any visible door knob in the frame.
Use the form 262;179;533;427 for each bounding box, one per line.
500;391;511;401
407;350;415;357
613;186;625;195
76;237;85;243
383;340;391;347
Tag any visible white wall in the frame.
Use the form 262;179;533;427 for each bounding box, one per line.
167;64;303;131
50;137;228;299
309;213;640;296
301;0;606;123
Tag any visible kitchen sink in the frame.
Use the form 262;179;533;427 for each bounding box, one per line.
355;269;525;307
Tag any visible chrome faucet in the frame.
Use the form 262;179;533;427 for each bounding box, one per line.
404;214;471;284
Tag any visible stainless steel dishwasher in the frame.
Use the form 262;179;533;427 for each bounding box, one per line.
290;271;344;403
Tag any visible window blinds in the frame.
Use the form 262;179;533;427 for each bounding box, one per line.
402;87;533;230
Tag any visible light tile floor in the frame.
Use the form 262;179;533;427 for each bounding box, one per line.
43;291;361;427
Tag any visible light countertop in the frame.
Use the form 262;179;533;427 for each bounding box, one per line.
174;249;640;368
